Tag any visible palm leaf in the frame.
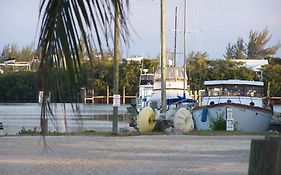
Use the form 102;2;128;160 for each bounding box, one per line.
37;0;129;137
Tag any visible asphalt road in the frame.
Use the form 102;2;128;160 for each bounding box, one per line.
0;135;263;175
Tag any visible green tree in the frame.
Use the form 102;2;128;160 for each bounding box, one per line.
80;58;157;97
0;72;37;102
234;38;247;59
224;43;234;59
225;38;247;59
1;43;20;60
225;28;280;59
247;28;280;59
142;58;159;73
207;59;255;81
187;51;208;90
119;61;140;95
20;44;37;62
1;43;36;62
263;65;281;97
267;57;281;65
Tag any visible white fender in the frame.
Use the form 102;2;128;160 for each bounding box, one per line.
173;108;194;133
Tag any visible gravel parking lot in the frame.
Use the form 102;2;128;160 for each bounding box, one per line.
0;135;263;175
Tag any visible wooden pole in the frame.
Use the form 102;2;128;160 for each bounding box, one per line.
123;86;125;104
267;82;271;106
81;87;86;103
107;86;109;104
92;89;94;104
160;0;167;113
248;136;281;175
112;0;120;134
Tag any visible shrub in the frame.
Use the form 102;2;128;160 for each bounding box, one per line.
209;113;226;131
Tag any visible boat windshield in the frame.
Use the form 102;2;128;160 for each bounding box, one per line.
140;74;154;85
154;67;185;81
205;84;263;97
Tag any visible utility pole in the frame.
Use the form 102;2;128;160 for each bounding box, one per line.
112;0;120;134
161;0;167;113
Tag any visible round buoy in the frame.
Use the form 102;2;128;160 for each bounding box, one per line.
173;108;194;133
137;107;156;133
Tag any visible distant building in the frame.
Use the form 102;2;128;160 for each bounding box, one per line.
232;59;269;80
123;56;156;64
0;58;32;72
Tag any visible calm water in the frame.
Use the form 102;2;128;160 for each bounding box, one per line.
0;103;130;135
273;104;281;113
1;103;280;135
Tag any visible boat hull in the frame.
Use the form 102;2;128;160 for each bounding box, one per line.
192;103;273;132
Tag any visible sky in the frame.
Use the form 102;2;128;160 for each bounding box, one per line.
0;0;280;64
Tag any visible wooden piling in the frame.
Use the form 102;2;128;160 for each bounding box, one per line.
123;86;126;104
81;87;86;103
106;86;109;104
248;136;281;175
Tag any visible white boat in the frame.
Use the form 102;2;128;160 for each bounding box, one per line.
132;66;196;133
3;58;16;64
192;80;273;132
149;66;195;109
129;0;196;133
136;69;154;109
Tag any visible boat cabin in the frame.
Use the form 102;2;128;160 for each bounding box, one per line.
137;72;154;108
154;67;185;82
202;80;265;107
204;80;263;97
139;73;154;86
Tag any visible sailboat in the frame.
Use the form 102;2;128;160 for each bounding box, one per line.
129;1;196;133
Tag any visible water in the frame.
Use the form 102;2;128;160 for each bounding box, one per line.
0;103;130;135
273;104;281;113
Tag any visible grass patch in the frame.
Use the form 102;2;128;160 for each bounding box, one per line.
17;127;40;136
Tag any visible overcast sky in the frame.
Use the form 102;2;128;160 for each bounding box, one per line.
0;0;280;64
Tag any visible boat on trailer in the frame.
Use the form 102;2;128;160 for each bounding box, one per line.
192;80;273;132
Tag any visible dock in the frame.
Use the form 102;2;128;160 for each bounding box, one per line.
83;95;136;104
81;87;136;104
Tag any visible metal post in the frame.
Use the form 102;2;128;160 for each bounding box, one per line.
161;0;167;113
183;0;187;98
173;6;178;67
112;0;120;134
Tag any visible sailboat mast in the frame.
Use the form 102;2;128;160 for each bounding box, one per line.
183;0;187;98
160;0;167;113
173;6;178;67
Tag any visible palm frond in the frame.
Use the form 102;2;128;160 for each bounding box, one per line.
37;0;129;136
